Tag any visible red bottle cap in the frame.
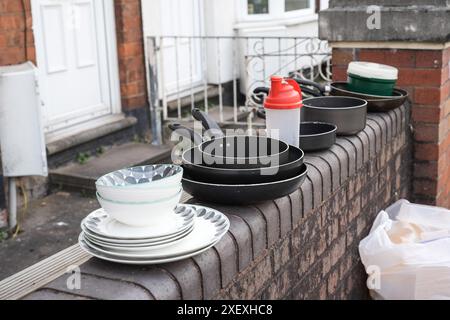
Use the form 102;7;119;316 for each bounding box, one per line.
264;76;302;110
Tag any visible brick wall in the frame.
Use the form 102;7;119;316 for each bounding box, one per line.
24;105;412;300
0;0;35;65
114;0;147;111
332;47;450;208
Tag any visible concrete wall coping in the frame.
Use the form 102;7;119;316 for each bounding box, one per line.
319;2;450;43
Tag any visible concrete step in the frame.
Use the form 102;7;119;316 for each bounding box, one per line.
49;143;172;193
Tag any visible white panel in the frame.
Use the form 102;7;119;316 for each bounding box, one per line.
41;4;67;73
74;1;96;68
0;63;48;177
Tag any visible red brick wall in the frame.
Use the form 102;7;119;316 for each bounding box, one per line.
332;47;450;208
114;0;147;111
0;0;148;112
0;0;35;65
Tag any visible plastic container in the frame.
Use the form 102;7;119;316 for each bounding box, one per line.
347;61;398;96
264;76;302;147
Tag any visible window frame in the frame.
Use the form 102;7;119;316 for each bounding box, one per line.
240;0;315;22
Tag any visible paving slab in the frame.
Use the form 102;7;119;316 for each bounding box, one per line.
50;143;172;192
0;192;99;281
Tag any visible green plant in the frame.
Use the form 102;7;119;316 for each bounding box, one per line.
0;230;8;242
96;146;105;156
76;152;90;165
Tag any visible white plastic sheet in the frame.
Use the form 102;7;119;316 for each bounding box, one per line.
359;199;450;300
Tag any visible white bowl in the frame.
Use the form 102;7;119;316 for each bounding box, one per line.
96;189;182;227
96;165;183;190
97;183;181;203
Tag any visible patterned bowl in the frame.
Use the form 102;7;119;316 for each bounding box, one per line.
96;165;183;190
96;189;182;227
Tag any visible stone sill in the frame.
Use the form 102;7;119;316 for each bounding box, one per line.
24;104;411;300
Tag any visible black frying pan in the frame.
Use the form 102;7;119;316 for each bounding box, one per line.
182;164;308;205
190;108;289;168
256;109;337;152
294;79;408;112
169;124;305;184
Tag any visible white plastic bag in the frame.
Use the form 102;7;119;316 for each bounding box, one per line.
359;199;450;300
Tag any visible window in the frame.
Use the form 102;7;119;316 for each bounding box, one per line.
248;0;269;15
242;0;314;20
285;0;310;12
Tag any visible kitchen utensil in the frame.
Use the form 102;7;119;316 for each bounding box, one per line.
169;125;289;169
182;164;308;204
294;78;408;112
96;189;182;227
96;164;183;194
83;226;193;251
79;204;230;265
302;96;367;135
256;109;337;152
97;183;180;203
82;206;194;241
169;123;305;184
329;82;408;113
347;61;398;96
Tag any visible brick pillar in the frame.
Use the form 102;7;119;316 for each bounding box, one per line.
114;0;147;111
320;1;450;208
0;0;35;66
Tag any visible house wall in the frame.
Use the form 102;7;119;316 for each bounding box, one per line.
114;0;148;112
0;0;35;66
332;47;450;208
0;0;148;113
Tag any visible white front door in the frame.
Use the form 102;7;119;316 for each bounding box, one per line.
142;0;204;97
31;0;120;134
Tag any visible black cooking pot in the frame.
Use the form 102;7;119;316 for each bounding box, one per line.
302;96;367;135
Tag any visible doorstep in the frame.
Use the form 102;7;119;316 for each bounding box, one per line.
49;142;172;194
46;114;137;156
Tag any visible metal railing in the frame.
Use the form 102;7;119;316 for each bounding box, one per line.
145;35;331;145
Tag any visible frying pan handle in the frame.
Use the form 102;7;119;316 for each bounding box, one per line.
292;78;328;95
256;108;266;120
299;86;322;97
168;123;203;146
251;87;270;105
191;108;224;138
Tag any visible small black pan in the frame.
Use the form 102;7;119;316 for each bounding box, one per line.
169;123;305;184
256;109;337;152
182;164;308;205
189;108;290;168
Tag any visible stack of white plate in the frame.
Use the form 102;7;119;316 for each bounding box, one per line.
78;164;230;265
79;204;229;264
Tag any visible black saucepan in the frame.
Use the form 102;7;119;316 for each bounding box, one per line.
182;164;308;205
302;96;367;136
293;79;408;112
190;108;289;168
256;109;337;152
169;124;305;184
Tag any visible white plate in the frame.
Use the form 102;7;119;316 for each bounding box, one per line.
79;205;229;262
82;205;195;240
79;235;219;265
82;225;193;251
81;222;193;245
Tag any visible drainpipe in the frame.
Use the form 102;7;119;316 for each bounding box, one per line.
146;37;163;146
8;178;17;230
0;173;7;229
